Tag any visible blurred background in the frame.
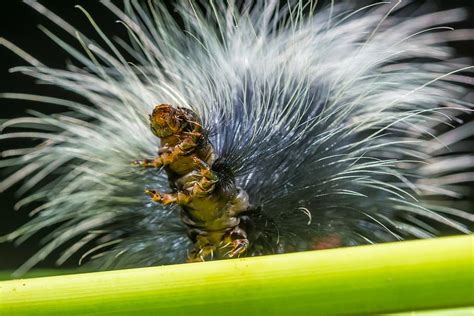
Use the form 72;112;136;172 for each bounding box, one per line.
0;1;473;271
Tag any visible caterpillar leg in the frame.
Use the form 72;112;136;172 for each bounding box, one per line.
132;157;165;168
187;245;216;262
144;189;191;205
187;234;216;262
192;170;218;197
183;157;218;197
133;137;199;168
221;227;249;258
132;148;184;168
144;163;219;212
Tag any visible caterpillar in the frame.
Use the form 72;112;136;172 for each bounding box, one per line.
0;1;472;275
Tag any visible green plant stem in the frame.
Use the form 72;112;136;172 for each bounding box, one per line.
0;269;73;281
0;235;472;315
389;306;473;315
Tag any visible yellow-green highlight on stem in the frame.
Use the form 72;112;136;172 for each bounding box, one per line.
0;235;473;315
389;306;474;315
0;269;74;281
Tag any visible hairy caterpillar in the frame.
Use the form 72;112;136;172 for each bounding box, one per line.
0;1;472;275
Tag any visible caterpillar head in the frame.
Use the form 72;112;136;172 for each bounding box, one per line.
149;104;188;138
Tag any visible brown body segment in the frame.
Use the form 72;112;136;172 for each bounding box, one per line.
134;104;249;261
